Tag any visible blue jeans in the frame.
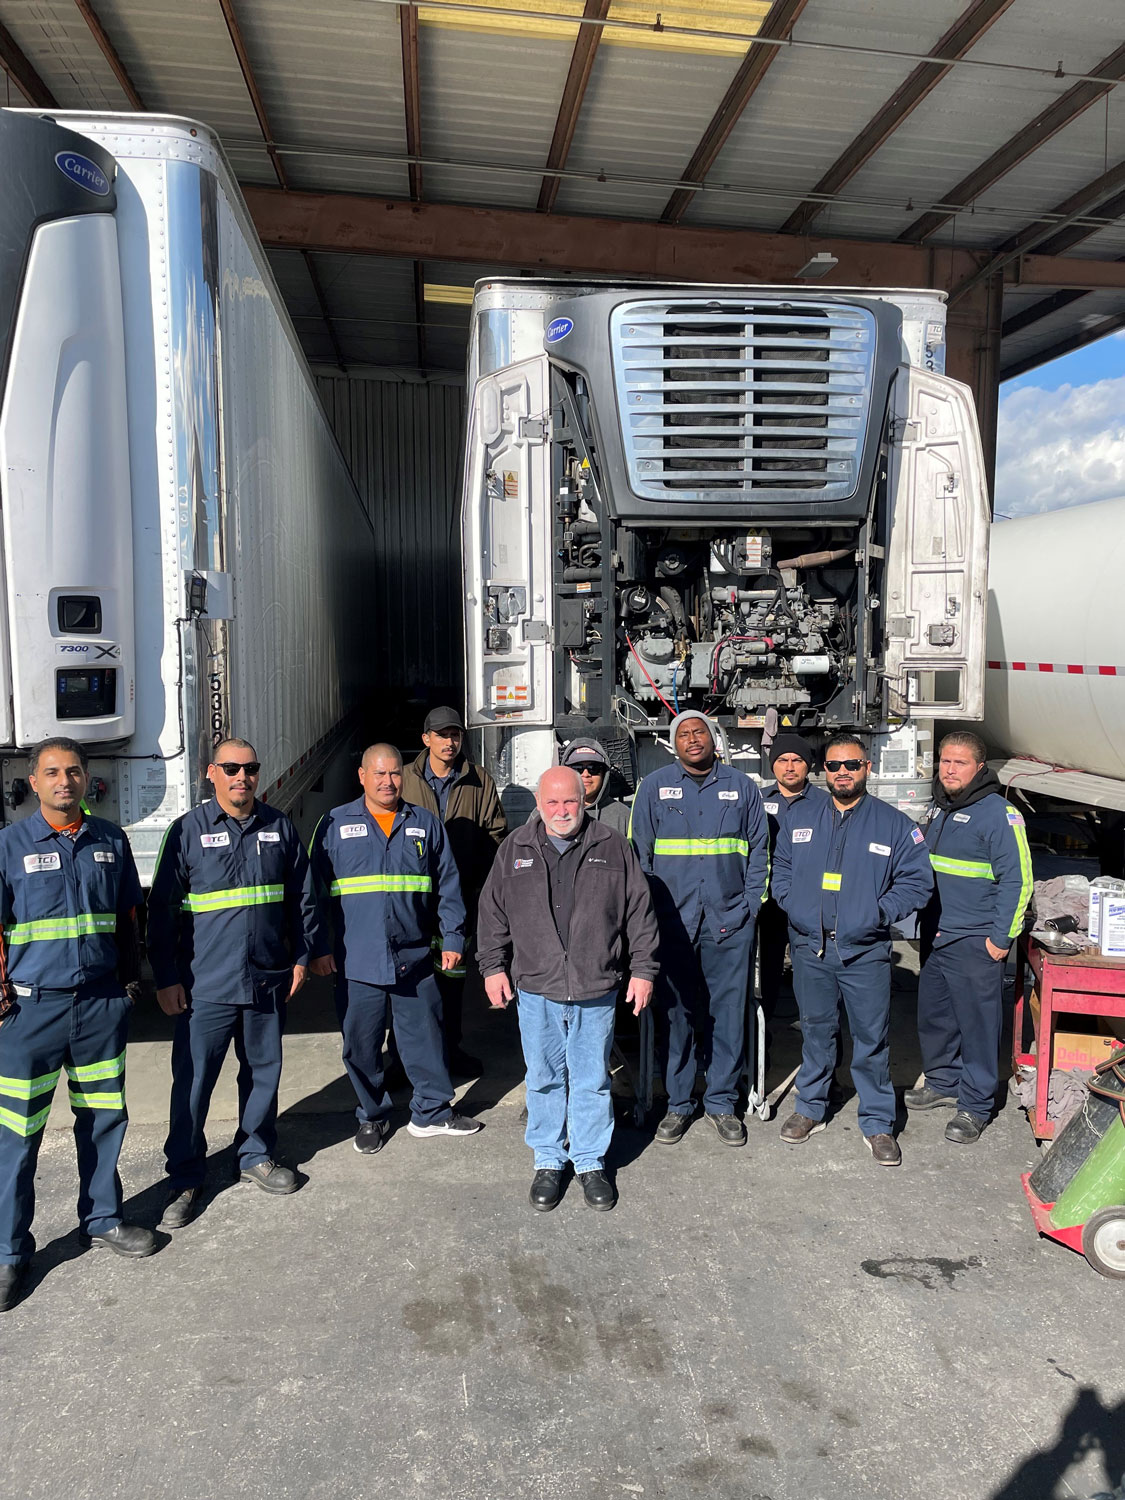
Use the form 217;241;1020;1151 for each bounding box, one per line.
516;991;617;1173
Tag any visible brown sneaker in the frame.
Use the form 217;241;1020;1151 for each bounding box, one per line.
780;1111;827;1144
864;1132;902;1166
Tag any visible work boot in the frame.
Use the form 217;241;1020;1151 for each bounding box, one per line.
654;1111;691;1145
0;1262;28;1312
706;1112;747;1147
161;1188;202;1229
578;1170;615;1211
529;1168;563;1212
780;1111;827;1144
353;1120;388;1154
407;1112;483;1138
945;1111;987;1145
79;1223;157;1258
240;1160;299;1194
905;1085;958;1111
864;1133;902;1166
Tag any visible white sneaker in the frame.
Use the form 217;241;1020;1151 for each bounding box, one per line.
406;1112;482;1138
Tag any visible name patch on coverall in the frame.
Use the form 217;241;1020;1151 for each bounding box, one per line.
791;828;813;844
93;850;116;863
201;832;230;848
659;787;683;800
869;842;891;856
718;790;738;801
763;802;779;815
257;830;281;843
340;824;368;839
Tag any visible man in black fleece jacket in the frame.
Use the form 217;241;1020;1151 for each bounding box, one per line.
477;766;658;1212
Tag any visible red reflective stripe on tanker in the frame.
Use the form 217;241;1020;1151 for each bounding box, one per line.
987;660;1123;676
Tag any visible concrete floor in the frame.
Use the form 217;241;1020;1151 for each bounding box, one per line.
2;955;1124;1500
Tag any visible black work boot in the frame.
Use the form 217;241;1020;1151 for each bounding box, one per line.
945;1111;987;1145
240;1160;299;1194
579;1170;615;1211
706;1113;747;1147
0;1262;28;1312
529;1169;563;1212
905;1085;958;1111
79;1223;157;1258
161;1188;202;1229
654;1111;691;1145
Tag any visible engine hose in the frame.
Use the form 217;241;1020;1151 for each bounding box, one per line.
773;546;852;571
658;586;687;631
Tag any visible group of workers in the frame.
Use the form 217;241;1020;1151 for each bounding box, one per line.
0;705;1034;1308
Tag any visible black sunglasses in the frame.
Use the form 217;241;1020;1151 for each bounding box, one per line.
215;761;261;777
824;757;865;772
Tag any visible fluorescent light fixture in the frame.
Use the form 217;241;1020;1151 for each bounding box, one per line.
424;284;475;305
796;253;839;280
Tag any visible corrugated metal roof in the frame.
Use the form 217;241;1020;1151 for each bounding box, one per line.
1;0;1123;379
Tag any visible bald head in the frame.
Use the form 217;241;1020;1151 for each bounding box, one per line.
537;766;585;839
358;742;404;812
361;742;402;771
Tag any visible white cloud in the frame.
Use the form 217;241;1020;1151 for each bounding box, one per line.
994;374;1125;517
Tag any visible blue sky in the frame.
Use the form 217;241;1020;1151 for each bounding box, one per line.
994;330;1125;517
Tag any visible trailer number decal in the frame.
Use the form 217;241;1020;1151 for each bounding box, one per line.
546;317;574;343
54;152;111;196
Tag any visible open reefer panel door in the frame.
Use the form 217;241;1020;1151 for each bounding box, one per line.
884;366;990;720
463;356;554;727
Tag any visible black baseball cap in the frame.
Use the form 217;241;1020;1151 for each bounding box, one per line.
423;706;465;734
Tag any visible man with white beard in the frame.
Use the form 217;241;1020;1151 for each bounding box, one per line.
476;767;658;1212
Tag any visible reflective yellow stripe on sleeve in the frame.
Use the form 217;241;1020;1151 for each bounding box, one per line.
929;855;995;879
182;885;285;913
330;875;433;895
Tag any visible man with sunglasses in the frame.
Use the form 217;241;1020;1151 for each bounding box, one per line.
629;711;769;1148
559;737;631;836
771;734;933;1165
148;739;320;1227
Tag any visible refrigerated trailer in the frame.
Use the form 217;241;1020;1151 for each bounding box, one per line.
461;279;991;807
0;110;374;880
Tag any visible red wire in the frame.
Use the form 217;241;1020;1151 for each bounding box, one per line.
625;633;676;715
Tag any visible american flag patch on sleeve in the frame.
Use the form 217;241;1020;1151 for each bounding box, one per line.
911;827;925;845
1006;808;1025;826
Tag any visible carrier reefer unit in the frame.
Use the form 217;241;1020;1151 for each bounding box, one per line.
0;110;374;879
461;279;990;802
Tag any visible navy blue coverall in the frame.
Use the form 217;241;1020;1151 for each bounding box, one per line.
0;810;143;1264
919;790;1034;1119
629;761;769;1117
758;782;829;1021
147;799;319;1187
772;792;933;1135
310;796;465;1127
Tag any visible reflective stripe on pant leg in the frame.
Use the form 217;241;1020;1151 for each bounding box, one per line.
66;1049;126;1111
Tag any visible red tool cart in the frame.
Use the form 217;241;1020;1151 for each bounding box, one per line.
1012;935;1125;1140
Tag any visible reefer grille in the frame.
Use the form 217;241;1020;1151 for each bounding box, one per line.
610;299;878;502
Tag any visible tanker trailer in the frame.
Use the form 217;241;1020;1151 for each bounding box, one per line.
983;495;1125;868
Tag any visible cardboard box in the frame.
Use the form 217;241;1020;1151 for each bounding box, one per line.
1052;1030;1122;1072
1101;896;1125;958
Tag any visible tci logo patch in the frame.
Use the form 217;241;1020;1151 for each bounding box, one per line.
545;317;574;344
54;152;111;197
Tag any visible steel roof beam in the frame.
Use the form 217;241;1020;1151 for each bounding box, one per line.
400;2;423;201
74;0;144;110
900;38;1125;243
1001;310;1125;381
661;0;809;226
949;155;1125;304
245;183;986;285
0;19;57;106
537;0;610;215
780;0;1016;236
399;3;427;366
218;0;288;190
